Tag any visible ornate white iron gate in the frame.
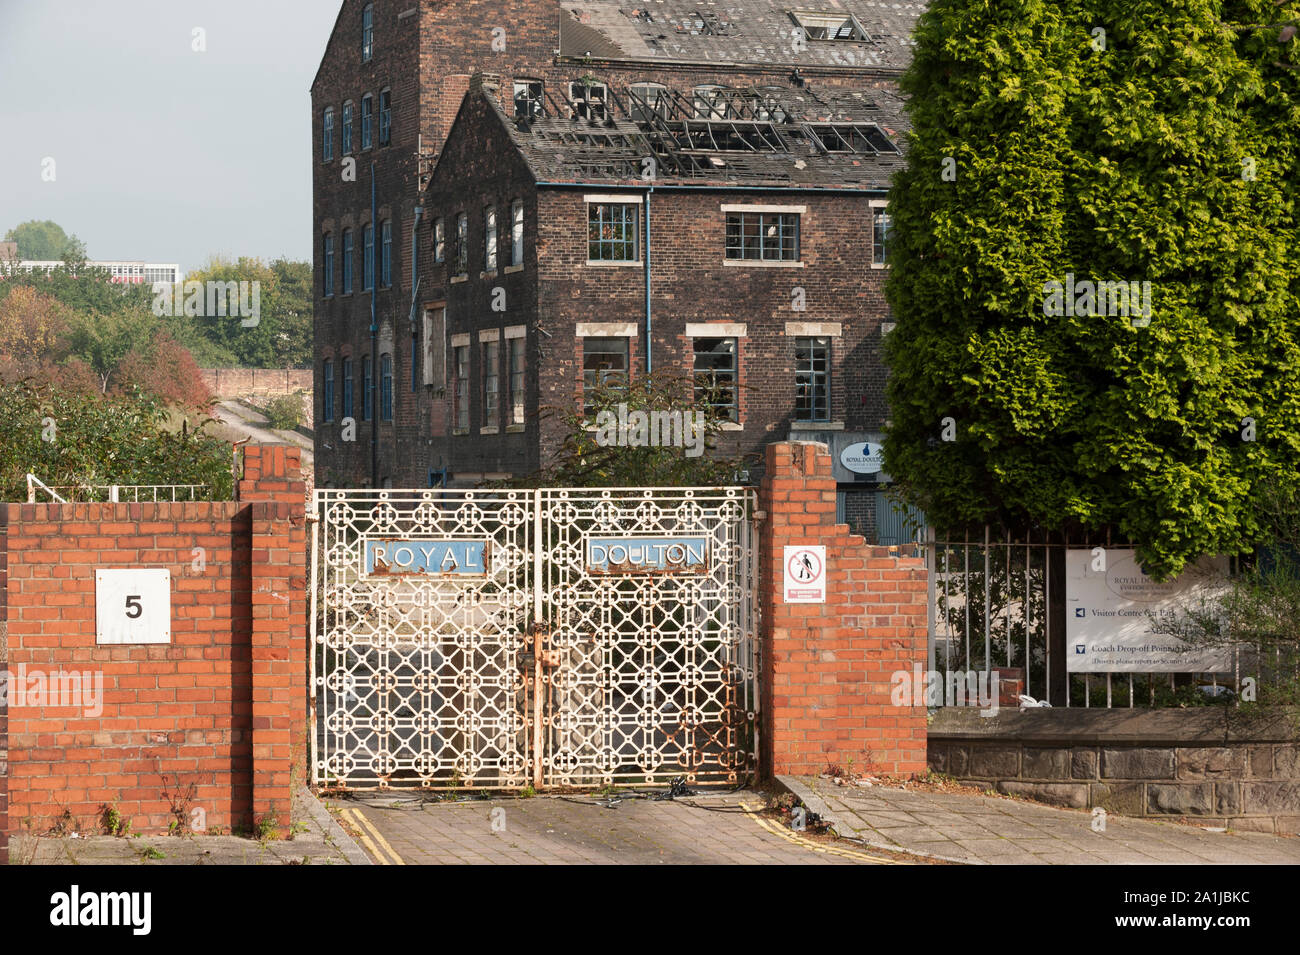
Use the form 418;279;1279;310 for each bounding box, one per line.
310;487;758;790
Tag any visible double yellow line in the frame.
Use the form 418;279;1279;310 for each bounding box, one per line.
738;801;913;865
336;806;406;865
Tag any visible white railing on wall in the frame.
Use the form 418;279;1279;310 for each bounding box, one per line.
26;474;210;504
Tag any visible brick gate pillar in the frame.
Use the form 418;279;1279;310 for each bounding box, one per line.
757;442;928;779
237;446;308;829
0;506;8;864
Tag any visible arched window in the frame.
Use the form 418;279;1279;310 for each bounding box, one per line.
454;212;469;276
485;207;498;273
342;229;354;293
362;357;373;421
629;83;668;122
342;101;354;155
322;233;334;296
361;94;373;150
362;223;374;290
510;200;524;267
322;360;335;423
379;88;392;146
380;354;394;421
322;107;334;161
693;85;729;119
380;220;392;286
362;4;374;61
342;358;354;418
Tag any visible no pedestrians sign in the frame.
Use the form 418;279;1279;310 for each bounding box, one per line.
783;545;826;603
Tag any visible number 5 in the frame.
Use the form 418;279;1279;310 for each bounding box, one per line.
125;595;143;619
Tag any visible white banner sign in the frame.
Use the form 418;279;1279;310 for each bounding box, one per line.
1065;550;1231;672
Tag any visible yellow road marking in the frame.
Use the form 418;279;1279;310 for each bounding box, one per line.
739;801;913;865
338;807;406;865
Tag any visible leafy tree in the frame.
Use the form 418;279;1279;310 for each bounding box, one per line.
116;330;214;410
66;306;156;393
0;285;73;367
177;256;312;368
266;257;313;368
4;220;79;261
883;0;1300;579
0;258;152;317
0;380;233;501
1171;478;1300;706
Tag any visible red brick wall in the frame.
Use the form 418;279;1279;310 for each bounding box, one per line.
759;441;927;778
201;368;312;400
1;504;8;863
0;446;306;841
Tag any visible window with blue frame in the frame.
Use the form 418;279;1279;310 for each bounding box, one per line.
362;3;374;61
322;234;334;296
323;107;334;162
342;358;354;418
587;203;638;261
363;357;373;421
380;354;393;421
361;94;373;150
322;360;335;422
381;220;392;287
342;229;354;293
379;89;391;146
342;101;353;155
363;224;374;291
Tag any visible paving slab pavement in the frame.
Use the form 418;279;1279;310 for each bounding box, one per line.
7;788;369;866
781;775;1300;865
322;789;940;865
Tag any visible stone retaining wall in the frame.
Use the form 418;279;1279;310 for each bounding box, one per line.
928;708;1299;834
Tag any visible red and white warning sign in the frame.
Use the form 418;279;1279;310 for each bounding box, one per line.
783;545;826;604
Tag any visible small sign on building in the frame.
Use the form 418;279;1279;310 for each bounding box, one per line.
783;546;826;603
96;568;171;645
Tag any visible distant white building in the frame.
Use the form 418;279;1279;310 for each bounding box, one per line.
11;260;183;286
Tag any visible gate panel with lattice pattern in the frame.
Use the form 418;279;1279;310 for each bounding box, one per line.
310;487;757;789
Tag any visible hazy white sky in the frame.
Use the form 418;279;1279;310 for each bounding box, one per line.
0;0;339;272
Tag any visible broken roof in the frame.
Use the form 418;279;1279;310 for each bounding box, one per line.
558;1;925;72
486;78;908;189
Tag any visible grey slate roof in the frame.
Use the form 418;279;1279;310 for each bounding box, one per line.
486;79;909;189
558;0;925;72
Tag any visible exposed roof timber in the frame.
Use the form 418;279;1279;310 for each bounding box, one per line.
496;80;906;187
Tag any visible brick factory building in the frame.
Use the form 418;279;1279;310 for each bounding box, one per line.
312;0;924;540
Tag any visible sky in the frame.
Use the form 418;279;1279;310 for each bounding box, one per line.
0;0;339;273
